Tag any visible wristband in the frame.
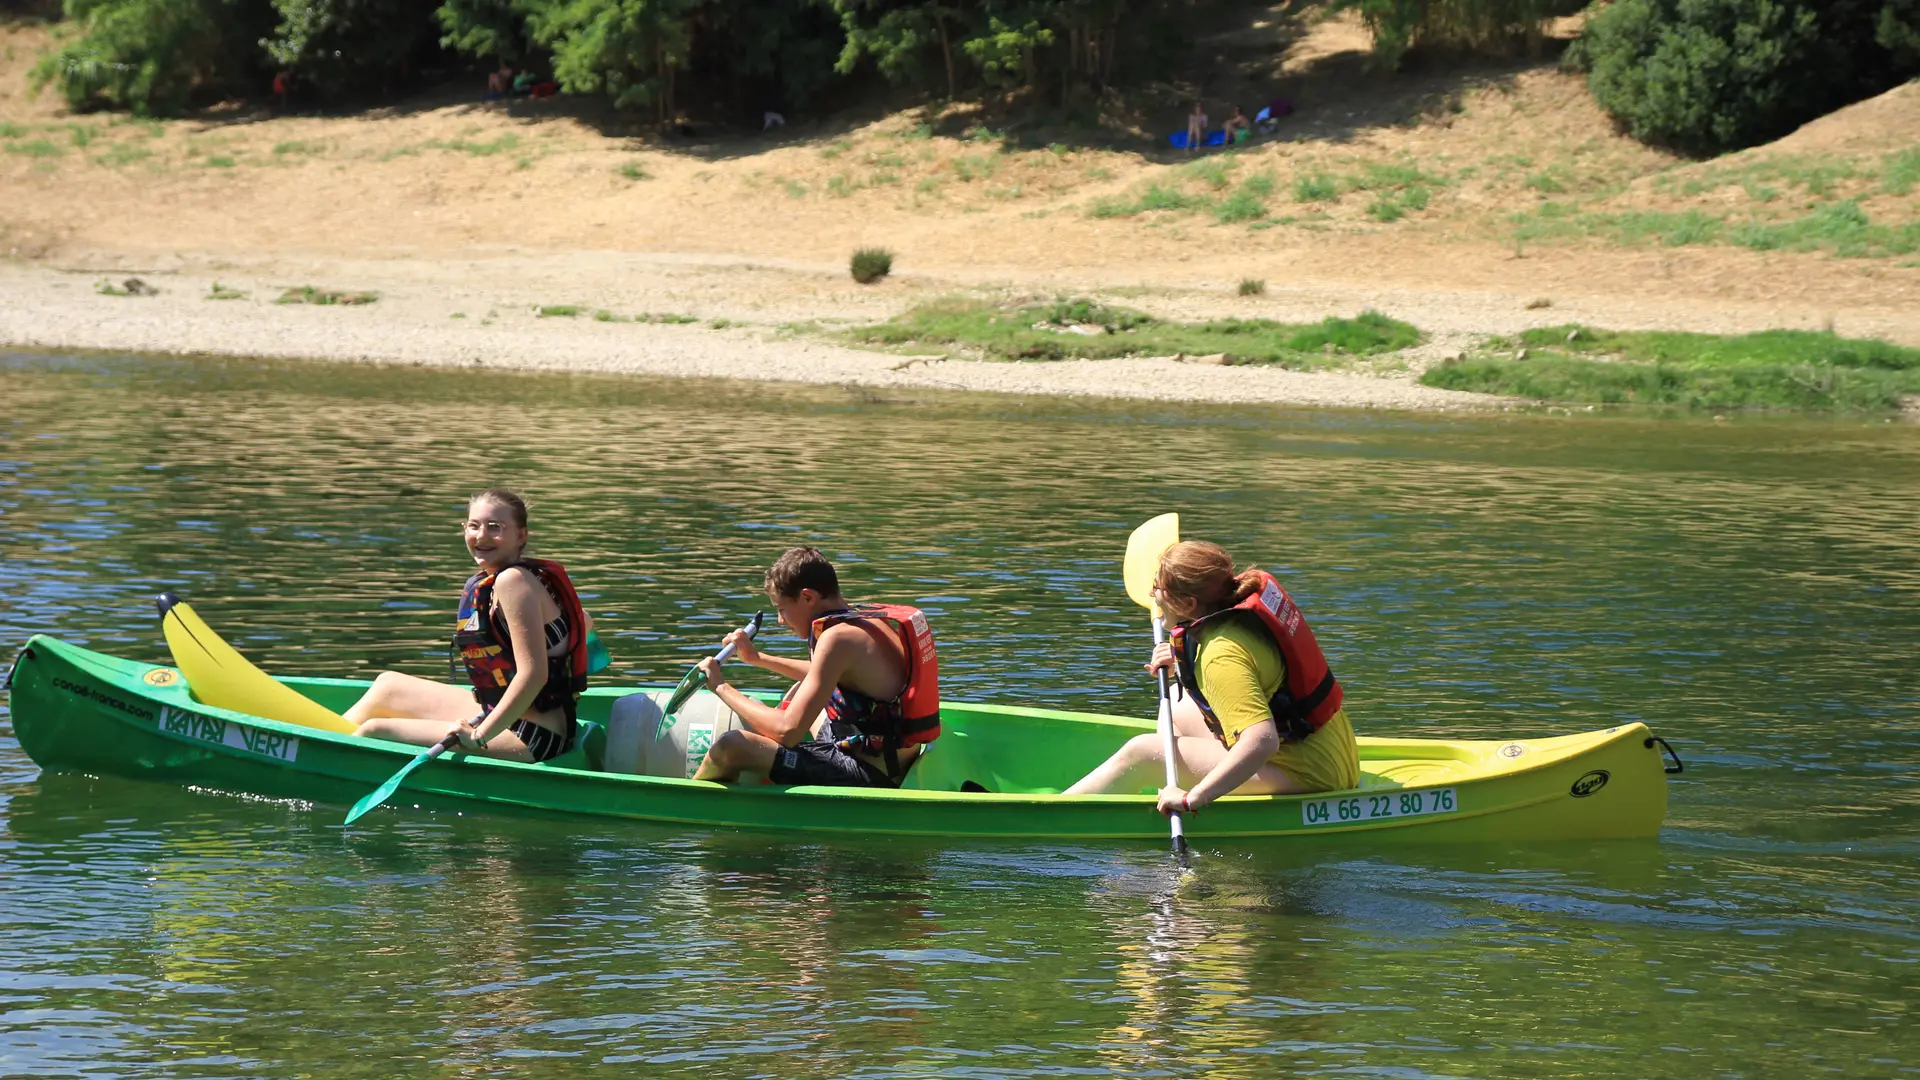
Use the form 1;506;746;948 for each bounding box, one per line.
1182;793;1196;815
465;713;491;748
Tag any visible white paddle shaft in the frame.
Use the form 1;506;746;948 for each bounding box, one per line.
1152;615;1188;852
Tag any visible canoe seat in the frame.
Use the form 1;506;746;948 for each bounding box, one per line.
542;720;606;772
1359;759;1474;789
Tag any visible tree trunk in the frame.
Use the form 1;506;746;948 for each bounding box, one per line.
937;18;956;100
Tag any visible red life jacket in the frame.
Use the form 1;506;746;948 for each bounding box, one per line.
808;604;940;774
1169;569;1343;744
452;558;591;718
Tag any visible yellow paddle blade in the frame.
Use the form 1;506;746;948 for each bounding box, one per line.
159;593;356;734
1123;513;1180;614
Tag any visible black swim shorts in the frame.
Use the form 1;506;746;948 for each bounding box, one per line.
767;741;896;788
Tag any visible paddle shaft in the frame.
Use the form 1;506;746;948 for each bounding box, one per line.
1152;614;1191;865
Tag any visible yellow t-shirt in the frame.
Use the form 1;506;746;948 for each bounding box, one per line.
1193;617;1359;793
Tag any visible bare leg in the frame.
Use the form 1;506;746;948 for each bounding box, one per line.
692;728;783;782
1064;730;1301;796
343;670;476;725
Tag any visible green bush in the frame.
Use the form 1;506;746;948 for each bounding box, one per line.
32;0;274;115
850;247;894;284
1576;0;1920;155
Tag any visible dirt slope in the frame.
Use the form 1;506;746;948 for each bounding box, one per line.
2;16;1916;332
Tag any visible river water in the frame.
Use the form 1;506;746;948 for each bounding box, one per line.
2;350;1916;1078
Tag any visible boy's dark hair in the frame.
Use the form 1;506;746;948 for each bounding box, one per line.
764;547;840;599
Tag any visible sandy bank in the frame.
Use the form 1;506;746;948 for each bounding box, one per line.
0;258;1507;411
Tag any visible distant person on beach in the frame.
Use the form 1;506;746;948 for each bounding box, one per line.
345;488;595;763
1186;101;1208;152
1223;105;1251;144
487;62;514;99
690;547;940;788
1064;540;1359;811
272;69;294;110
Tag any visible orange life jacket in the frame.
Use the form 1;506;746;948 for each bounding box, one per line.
808;604;940;775
1170;569;1342;744
452;558;591;718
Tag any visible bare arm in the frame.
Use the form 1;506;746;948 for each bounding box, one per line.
701;626;854;748
1188;720;1280;807
711;626;810;683
470;568;549;745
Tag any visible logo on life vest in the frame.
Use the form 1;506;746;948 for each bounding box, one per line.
1570;770;1610;797
143;669;178;687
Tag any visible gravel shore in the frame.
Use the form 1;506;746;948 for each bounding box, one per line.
0;258;1503;411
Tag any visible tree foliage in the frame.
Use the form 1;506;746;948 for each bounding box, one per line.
1357;0;1584;69
259;0;444;98
1575;0;1920;155
32;0;273;114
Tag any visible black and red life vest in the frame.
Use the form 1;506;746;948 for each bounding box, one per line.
808;604;940;775
452;558;591;718
1169;569;1342;745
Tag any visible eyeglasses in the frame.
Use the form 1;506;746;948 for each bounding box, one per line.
462;520;514;536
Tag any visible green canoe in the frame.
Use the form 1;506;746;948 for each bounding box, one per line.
3;634;1678;841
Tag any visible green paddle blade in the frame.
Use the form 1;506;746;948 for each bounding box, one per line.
344;738;453;825
1123;513;1180;615
662;611;764;717
661;667;704;718
585;629;611;675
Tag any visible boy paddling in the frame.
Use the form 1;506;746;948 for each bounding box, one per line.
692;547;940;787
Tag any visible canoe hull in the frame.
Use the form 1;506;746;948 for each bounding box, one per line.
5;635;1671;842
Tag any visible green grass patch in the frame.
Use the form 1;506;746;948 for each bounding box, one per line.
1422;325;1920;411
206;282;246;300
68;126;93;149
1882;149;1920;197
1524;169;1566;194
273;140;317;156
7;138;63;157
536;305;581;318
1349;162;1444;191
952;153;999;182
204;155;236;168
1214;189;1268;223
1665;154;1859;200
1293;173;1339;203
0;122;24;138
1213;174;1276;224
1182;158;1234;191
276;286;378;306
94;143;153;167
1510;201;1919;259
1086;182;1212;219
418;134;520;157
616;160;650;180
844;298;1421;366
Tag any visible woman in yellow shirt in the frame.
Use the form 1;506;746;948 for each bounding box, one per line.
1064;540;1359;815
